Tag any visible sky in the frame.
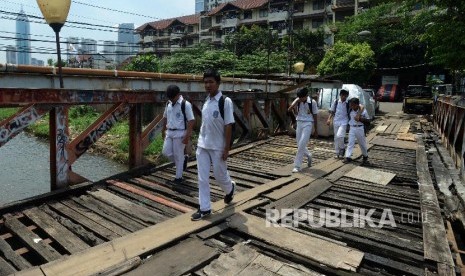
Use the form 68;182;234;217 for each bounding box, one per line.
0;0;195;63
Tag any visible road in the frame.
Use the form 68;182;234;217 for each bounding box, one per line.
378;102;403;116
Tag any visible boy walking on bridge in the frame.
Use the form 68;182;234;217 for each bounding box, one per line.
344;98;369;164
288;87;319;173
191;68;235;221
162;85;195;183
327;89;350;159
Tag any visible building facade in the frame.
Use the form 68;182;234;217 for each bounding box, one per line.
16;8;31;65
6;46;16;64
139;0;368;55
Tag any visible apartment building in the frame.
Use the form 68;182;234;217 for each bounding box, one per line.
138;0;368;55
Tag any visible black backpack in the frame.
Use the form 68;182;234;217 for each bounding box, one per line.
297;99;315;115
218;95;236;147
332;99;350;118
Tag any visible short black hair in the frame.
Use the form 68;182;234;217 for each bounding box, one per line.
166;84;180;99
350;97;360;105
339;89;349;96
296;87;308;98
203;68;221;83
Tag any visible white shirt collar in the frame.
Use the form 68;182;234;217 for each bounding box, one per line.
170;95;183;105
208;91;223;101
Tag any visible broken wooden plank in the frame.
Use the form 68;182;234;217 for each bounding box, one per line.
95;257;141;276
0;256;16;275
375;125;388;133
372;136;417;150
196;222;229;240
3;214;62;263
431;154;454;197
228;212;364;272
88;189;165;225
396;133;416;141
417;137;454;266
125;238;218;276
203;243;259;276
23;207;90;254
0;236;31;270
344;166;396;186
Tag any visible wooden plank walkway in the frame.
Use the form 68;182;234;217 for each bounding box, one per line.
0;115;461;276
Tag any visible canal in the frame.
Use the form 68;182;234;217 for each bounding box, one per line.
0;133;126;205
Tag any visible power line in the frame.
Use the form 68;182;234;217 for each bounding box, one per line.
73;1;161;20
0;34;140;48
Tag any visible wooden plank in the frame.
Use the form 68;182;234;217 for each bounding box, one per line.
396;133;416;141
229;212;364;271
3;214;62;262
417;137;454;266
398;122;411;134
203;243;259;276
196;222;229;240
325;163;357;183
431;154;454;197
372;136;417;150
344;166;396;186
48;202;121;241
96;257;141;276
0;237;31;270
125;238;219;276
88;189;165;224
265;177;316;201
375;125;388;133
0;256;16;275
60;199;130;237
267;179;333;213
23;207;90;254
13;267;46;276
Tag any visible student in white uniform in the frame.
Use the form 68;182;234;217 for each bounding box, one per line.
326;89;349;159
344;97;369;164
191;68;235;221
288;88;319;173
161;85;195;183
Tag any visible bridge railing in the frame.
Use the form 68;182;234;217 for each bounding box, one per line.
434;96;465;180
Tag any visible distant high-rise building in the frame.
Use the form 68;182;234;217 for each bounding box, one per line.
196;0;206;13
66;37;80;60
206;0;234;11
80;38;97;54
31;58;44;66
103;40;117;62
16;8;31;65
117;23;136;64
6;46;17;64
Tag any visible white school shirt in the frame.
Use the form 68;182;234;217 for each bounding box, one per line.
292;96;319;122
348;108;369;127
197;91;235;151
163;95;195;138
330;99;349;125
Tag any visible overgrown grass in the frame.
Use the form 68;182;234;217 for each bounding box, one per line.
0;108;19;121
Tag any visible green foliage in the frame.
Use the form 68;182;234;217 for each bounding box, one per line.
236;50;287;74
124;54;159;72
0;108;18;120
317;42;376;84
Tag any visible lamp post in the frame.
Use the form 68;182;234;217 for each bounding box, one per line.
293;61;305;83
36;0;71;88
36;0;71;190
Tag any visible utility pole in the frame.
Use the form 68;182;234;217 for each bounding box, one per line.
286;0;294;76
266;0;271;93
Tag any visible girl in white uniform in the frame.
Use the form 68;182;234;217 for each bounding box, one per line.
288;88;319;173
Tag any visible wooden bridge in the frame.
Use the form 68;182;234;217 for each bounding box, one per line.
1;66;465;276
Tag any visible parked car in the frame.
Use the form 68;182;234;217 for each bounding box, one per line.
316;84;376;136
403;85;433;114
377;84;402;102
364;88;379;113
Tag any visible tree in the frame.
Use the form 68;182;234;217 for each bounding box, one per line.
236;50;287;74
124;54;159;72
317;42;376;84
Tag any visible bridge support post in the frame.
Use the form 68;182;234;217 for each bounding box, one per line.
129;104;143;169
50;106;70;190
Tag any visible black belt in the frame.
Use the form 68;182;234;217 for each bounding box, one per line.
350;125;364;127
168;128;185;131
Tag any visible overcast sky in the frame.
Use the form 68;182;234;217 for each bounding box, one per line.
0;0;195;63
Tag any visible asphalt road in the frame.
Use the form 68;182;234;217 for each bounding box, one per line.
378;102;403;116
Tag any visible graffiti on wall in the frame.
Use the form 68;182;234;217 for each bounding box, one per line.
55;107;69;183
0;106;43;147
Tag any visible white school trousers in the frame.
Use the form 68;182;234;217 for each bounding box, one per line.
294;121;313;169
162;133;185;179
196;147;233;211
333;122;347;154
345;126;368;158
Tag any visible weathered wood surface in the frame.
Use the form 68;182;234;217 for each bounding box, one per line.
344;166;396;186
228;212;364;272
0;255;16;275
0;235;32;270
372;136;417;150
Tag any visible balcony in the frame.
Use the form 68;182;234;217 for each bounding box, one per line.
170;32;185;39
223;18;239;28
143;36;154;43
268;11;288;22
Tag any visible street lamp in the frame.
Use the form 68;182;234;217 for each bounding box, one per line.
36;0;71;88
357;30;371;37
293;61;305;83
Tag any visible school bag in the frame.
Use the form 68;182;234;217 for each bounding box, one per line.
218;95;236;148
297;98;315;115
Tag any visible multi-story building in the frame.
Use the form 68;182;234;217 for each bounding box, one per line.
137;14;201;57
16;8;31;65
80;38;98;55
6;46;17;64
103;40;117;63
31;58;44;66
139;0;368;54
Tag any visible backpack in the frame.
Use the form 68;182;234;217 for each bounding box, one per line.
297;98;315;115
218;95;236;148
332;99;350;118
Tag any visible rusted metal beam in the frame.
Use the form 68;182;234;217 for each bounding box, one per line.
252;101;270;129
141;114;164;150
0;104;49;148
129;104;143;169
50;107;70;190
68;103;130;165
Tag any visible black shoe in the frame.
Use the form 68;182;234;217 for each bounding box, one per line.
362;156;369;165
191;209;211;221
342;157;352;163
173;178;184;184
183;155;188;171
224;181;235;204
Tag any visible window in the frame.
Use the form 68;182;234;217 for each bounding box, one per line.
215;30;222;38
187;38;194;45
293;21;304;30
294;3;304;13
259;9;268;18
159;30;164;36
188;26;194;33
313;0;325;11
216;15;223;24
243;10;252;19
312;18;323;29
